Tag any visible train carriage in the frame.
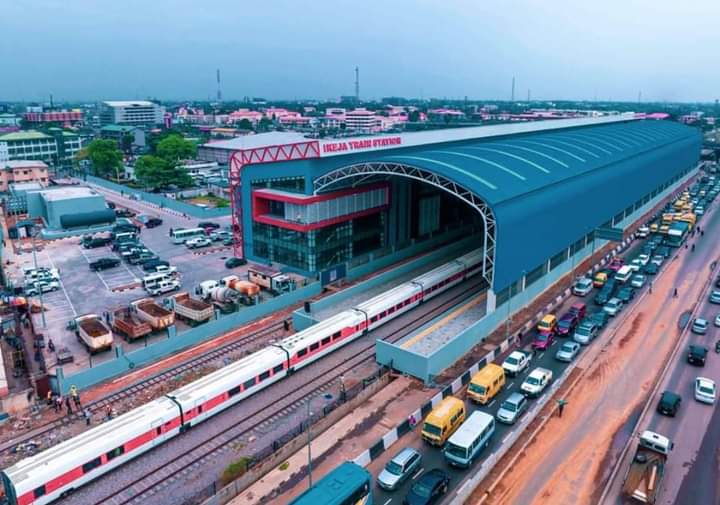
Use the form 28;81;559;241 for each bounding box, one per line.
354;283;423;332
2;398;179;505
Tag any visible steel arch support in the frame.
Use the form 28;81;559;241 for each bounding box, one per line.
313;162;496;287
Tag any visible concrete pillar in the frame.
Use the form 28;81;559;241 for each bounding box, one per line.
167;325;177;338
486;289;497;314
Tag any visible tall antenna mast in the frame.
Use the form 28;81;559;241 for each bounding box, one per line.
511;76;515;102
216;69;222;103
355;66;360;102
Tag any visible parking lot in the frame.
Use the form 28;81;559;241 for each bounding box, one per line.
7;200;264;373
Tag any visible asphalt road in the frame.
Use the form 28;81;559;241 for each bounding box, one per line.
369;238;651;505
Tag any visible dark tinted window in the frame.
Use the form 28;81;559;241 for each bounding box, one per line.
321;337;331;345
310;342;319;351
243;378;256;389
273;364;284;374
82;457;102;473
297;348;307;358
228;385;242;397
106;446;125;461
34;486;46;498
259;371;271;381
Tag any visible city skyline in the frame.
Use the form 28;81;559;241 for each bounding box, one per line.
1;0;719;103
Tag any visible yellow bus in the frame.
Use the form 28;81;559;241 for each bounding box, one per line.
421;396;466;446
467;364;506;404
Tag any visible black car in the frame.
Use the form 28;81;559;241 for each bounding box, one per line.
145;217;163;228
657;390;681;416
198;221;220;230
714;275;720;289
404;468;450;505
89;258;120;271
617;286;635;303
589;310;609;329
142;259;169;271
107;202;116;209
83;237;111;249
644;262;659;275
594;286;613;305
115;208;136;218
687;344;708;366
225;257;247;269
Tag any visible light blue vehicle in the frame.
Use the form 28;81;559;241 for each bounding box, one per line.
442;411;495;468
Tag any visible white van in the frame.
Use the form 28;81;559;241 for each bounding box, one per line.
142;272;172;289
442;411;495;468
615;265;633;284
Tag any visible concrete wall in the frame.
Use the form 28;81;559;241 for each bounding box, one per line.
54;281;322;394
292;231;479;330
84;175;230;218
377;167;698;382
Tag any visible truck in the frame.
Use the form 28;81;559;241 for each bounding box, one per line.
622;430;673;504
248;266;292;295
74;314;113;353
221;275;260;304
501;350;531;377
207;286;240;313
170;292;214;325
131;298;175;330
111;307;152;341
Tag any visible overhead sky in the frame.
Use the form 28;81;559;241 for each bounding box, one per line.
1;0;718;103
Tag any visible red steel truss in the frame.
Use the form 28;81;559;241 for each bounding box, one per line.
229;140;321;259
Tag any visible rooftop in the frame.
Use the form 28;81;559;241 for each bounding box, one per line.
101;124;141;133
0;130;52;141
103;100;156;108
2;160;48;169
202;132;307;150
39;186;99;201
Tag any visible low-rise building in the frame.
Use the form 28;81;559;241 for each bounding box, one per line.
24;110;84;125
0;161;49;192
100;124;147;149
0;130;82;168
100;101;166;126
0;114;21;127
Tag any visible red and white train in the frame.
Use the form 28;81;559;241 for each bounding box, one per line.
1;249;483;505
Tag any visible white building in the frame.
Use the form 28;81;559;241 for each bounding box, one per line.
345;108;379;133
100;101;166;126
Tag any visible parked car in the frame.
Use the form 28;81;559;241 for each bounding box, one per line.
637;254;650;266
588;311;609;329
496;392;528;425
115;208;136;218
630;274;646;289
198;221;221;230
644;262;659;275
657;390;682;416
129;253;158;265
687;344;708;366
555;314;579;337
404;468;450;505
146;279;181;296
617;286;635;303
695;377;716;404
25;280;60;296
572;277;593;296
715;313;720;327
555;341;581;362
210;230;231;241
83;237;112;249
225;257;247;269
222;236;235;247
692;318;709;335
602;297;623;317
142;259;169;271
89;258;121;271
186;237;212;249
377;448;422;491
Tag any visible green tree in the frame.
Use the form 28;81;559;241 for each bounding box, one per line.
156;134;196;164
134;155;193;189
237;118;253;131
75;139;123;179
120;134;134;155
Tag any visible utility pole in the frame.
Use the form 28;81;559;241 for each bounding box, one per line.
216;69;222;103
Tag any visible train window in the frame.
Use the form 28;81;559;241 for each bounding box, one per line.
259;371;271;381
388;307;395;314
198;405;203;413
321;337;331;345
156;427;162;436
370;316;378;323
310;342;319;352
297;348;308;358
106;446;125;461
273;364;284;374
82;457;102;474
243;378;256;390
34;485;46;498
228;385;242;397
333;331;341;340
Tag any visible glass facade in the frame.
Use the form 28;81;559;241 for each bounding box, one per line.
252;211;386;272
251;176;305;194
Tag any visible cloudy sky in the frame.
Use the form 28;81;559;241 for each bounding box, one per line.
1;0;718;102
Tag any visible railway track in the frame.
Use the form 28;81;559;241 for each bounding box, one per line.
0;319;289;457
91;280;486;505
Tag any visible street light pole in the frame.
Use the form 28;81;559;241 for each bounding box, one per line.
30;230;46;328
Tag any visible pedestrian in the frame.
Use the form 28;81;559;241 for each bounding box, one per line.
649;282;653;294
517;331;523;343
26;390;34;404
557;399;567;418
83;408;92;426
54;395;62;413
73;393;81;409
408;414;417;428
106;407;113;421
65;396;72;415
701;230;705;237
46;390;53;406
686;243;689;249
169;227;173;237
692;243;696;252
674;287;678;298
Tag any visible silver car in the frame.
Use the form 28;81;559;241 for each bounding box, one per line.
377;447;422;491
603;297;623;317
496;392;528;425
692;318;709;335
555;341;581;362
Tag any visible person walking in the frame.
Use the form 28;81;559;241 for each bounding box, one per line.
649;282;653;294
557;399;568;418
674;287;678;298
73;392;81;409
54;395;62;413
692;243;696;252
65;396;73;415
83;408;92;426
46;390;53;406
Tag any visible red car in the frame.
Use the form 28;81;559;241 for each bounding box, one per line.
568;302;587;320
555;313;579;337
608;257;624;272
532;329;555;350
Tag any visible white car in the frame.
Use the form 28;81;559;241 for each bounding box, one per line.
715;313;720;327
637;254;650;266
147;279;181;296
629;259;643;272
572;277;593;296
630;274;646;289
603;297;623;317
502;350;531;377
637;225;650;238
695;377;716;404
186;237;212;249
520;367;553;398
25;280;60;296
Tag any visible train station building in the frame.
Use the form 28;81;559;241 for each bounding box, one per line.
229;114;700;378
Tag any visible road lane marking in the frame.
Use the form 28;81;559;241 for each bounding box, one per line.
538;352;545;359
412;467;424;480
502;432;514;444
488;399;496;408
507;381;514;389
382;499;392;505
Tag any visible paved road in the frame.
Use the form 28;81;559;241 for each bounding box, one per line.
368;239;651;505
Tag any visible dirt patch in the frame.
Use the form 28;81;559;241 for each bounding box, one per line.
618;312;643;349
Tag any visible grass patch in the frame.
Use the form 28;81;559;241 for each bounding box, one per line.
221;456;253;486
278;461;290;471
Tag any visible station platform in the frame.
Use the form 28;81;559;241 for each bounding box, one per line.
396;291;487;357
